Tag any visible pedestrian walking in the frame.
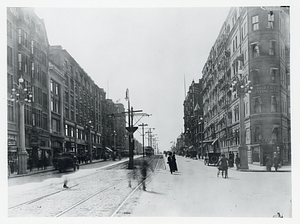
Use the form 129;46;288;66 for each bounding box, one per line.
266;156;272;171
167;152;175;174
217;154;229;178
273;152;280;172
235;153;240;170
63;177;69;188
172;152;178;172
228;152;234;167
37;148;43;170
140;158;152;191
28;154;33;172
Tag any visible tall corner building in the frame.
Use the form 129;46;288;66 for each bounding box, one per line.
201;7;290;165
7;7;51;166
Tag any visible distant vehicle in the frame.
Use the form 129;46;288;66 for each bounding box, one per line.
186;150;198;159
55;152;79;173
145;146;154;156
204;153;221;166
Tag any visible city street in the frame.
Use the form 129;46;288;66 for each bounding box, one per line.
8;155;292;218
117;155;292;217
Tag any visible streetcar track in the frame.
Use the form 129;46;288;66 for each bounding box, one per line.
8;183;79;209
56;156;161;217
8;155;164;217
8;160;129;210
111;155;162;217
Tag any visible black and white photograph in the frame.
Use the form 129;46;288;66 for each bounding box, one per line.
3;0;298;223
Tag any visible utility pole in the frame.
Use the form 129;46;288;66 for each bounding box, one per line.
125;89;143;169
139;123;148;157
146;128;155;148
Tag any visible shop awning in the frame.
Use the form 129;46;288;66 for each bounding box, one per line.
105;147;113;152
203;138;219;145
212;138;219;145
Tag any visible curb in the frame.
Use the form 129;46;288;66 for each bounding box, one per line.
8;159;105;179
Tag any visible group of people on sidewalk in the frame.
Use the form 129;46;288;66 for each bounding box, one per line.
167;152;178;174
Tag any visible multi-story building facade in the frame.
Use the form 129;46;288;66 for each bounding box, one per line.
183;79;203;157
7;8;127;172
49;45;106;160
48;61;65;164
7;7;51;168
175;133;185;155
201;6;290;165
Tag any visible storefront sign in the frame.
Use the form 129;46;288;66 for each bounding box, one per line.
254;85;279;94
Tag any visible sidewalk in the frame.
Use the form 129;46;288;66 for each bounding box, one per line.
240;163;291;172
8;158;105;178
8;155;143;178
188;157;291;172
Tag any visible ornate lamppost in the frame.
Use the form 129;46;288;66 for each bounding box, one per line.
230;75;253;169
198;117;204;159
11;76;32;174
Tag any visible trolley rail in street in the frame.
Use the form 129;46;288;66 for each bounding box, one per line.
8;155;164;217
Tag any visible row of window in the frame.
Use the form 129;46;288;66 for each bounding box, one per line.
15;52;47;86
252;12;274;31
252;68;287;86
64;125;101;144
7;19;47;64
23;105;48;129
205;95;286;130
26;106;47;129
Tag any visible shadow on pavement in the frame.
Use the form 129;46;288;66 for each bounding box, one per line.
144;190;165;195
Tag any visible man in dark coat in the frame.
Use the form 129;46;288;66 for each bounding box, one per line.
167;152;174;174
172;152;178;172
217;154;229;178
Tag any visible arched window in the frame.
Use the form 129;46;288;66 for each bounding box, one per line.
250;70;260;85
254;97;262;113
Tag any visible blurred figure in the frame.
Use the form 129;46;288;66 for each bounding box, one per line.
28;153;33;172
266;156;272;171
235;153;240;170
140;158;151;191
63;177;68;188
127;167;137;188
273;152;280;172
37;148;43;170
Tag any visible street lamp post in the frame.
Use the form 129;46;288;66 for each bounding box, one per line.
199;117;204;159
230;75;253;169
11;76;32;174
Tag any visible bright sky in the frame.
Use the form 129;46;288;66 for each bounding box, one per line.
32;5;230;151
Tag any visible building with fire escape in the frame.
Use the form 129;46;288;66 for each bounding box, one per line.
201;7;290;165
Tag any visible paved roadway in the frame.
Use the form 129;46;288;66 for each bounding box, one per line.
118;155;292;218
